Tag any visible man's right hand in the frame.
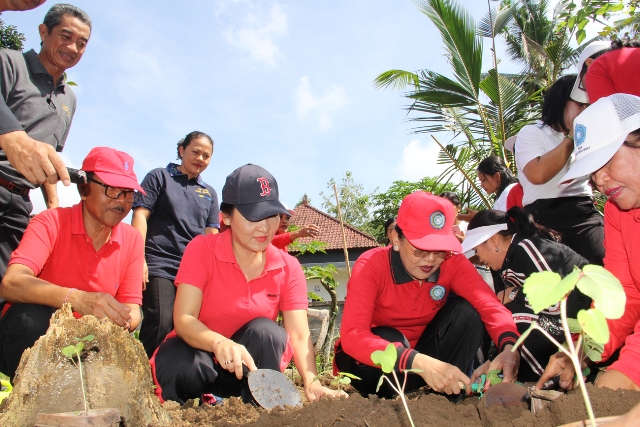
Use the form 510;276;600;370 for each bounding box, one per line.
536;352;577;390
68;290;132;328
413;353;471;395
0;130;70;185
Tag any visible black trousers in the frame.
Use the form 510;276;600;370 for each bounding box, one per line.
154;317;288;405
334;297;483;398
0;186;32;282
139;276;176;358
524;196;604;265
0;303;56;380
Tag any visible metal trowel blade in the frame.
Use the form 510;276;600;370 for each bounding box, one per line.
247;369;303;410
483;382;529;409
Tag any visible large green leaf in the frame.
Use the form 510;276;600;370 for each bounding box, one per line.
576;265;626;320
373;70;420;91
583;334;604;363
577;308;610;344
371;343;397;374
522;269;577;313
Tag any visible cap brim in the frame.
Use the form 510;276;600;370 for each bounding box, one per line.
94;171;146;195
404;230;463;253
558;136;625;188
235;199;289;222
460;224;509;258
570;81;589;104
504;136;517;153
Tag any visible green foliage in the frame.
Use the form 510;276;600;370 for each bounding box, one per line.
368;177;456;243
320;171;377;236
0;14;25;51
371;343;397;374
514;264;626;427
487;369;503;386
556;0;638;42
61;335;95;415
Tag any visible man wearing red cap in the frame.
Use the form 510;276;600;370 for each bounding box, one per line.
0;147;145;381
335;191;520;399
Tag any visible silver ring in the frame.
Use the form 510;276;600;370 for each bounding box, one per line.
224;360;233;365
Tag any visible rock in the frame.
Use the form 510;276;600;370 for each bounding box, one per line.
0;304;172;427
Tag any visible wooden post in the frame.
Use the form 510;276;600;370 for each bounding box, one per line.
333;183;351;277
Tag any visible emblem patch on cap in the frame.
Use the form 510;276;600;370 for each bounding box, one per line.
430;284;446;301
124;161;129;171
256;177;271;196
429;210;446;230
575;124;587;147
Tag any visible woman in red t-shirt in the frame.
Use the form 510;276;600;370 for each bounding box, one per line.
540;94;640;392
151;164;342;404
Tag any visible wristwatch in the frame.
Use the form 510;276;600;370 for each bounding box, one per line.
508;289;518;302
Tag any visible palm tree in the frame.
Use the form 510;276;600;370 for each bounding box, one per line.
375;0;582;209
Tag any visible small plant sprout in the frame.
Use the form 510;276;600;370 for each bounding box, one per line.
313;371;361;394
513;265;626;427
61;334;95;415
371;343;423;427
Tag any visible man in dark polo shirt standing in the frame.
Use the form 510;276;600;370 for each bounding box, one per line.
0;3;91;287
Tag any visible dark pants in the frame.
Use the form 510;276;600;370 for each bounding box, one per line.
0;186;32;281
334;297;483;398
524;196;604;265
140;277;176;358
0;303;56;380
153;317;288;405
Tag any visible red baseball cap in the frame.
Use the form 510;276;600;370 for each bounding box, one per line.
81;147;145;195
396;191;462;252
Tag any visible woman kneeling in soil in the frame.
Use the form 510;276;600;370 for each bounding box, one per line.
461;208;591;382
151;164;342;404
537;94;640;392
335;191;521;399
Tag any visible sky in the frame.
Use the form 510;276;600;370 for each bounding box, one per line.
5;0;544;215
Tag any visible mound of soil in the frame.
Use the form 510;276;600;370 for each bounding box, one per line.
163;384;640;427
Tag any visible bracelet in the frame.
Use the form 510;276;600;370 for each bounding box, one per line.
63;288;77;306
564;134;574;140
213;338;229;353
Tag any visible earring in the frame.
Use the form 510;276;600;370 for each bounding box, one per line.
393;246;399;251
224;221;230;226
495;247;499;253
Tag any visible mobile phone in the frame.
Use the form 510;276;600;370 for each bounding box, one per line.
67;167;87;184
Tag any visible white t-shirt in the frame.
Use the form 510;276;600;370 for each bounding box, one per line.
494;183;517;212
515;121;592;206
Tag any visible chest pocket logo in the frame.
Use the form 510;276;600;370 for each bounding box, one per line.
194;187;212;201
267;293;279;298
429;284;446;301
62;105;71;117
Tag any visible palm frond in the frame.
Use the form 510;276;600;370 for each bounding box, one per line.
373;70;420;91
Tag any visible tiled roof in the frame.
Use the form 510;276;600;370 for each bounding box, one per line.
289;201;380;251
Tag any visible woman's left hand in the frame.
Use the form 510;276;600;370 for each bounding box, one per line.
304;380;347;402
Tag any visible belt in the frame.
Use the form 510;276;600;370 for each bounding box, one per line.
0;176;29;196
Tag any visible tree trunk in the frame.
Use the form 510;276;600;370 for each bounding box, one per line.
320;283;339;371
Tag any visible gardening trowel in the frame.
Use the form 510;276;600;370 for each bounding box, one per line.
245;367;303;410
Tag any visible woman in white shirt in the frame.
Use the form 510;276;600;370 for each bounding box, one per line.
477;156;519;212
514;75;604;265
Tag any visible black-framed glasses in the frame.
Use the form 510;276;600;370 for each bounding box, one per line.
405;241;447;259
89;178;135;202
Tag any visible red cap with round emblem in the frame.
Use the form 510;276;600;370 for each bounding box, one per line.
396;191;462;252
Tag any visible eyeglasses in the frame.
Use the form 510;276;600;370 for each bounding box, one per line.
405;241;447;259
89;178;135;202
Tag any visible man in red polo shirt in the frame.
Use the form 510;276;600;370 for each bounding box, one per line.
0;147;145;380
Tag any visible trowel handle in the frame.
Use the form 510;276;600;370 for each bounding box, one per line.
242;364;250;378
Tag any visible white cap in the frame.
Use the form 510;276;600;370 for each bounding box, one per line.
559;94;640;186
281;202;296;216
569;41;611;104
504;135;517;153
460;223;509;258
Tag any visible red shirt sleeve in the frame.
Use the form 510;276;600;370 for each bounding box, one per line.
446;255;519;350
602;201;640;368
340;250;397;367
114;227;144;305
279;252;309;312
9;209;60;276
271;233;293;250
506;183;524;210
175;235;212;290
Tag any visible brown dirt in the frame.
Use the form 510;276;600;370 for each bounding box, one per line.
162;383;640;427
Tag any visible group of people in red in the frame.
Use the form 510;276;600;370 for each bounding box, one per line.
0;3;639;423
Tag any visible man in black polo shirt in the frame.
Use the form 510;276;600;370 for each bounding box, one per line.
0;3;91;285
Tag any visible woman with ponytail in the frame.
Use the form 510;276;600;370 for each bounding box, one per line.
461;207;591;381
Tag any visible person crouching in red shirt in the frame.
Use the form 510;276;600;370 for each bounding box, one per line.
0;147;146;381
335;191;520;399
150;164;343;405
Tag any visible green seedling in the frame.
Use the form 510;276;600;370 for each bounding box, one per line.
513;265;625;427
61;335;95;415
371;343;423;427
313;371;361;394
